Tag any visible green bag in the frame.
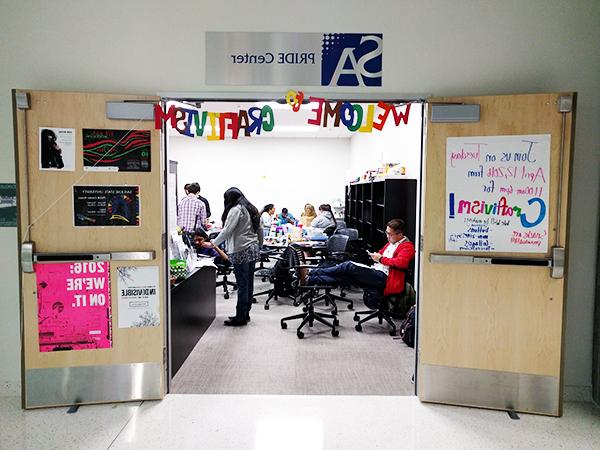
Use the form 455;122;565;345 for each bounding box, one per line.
169;259;188;281
386;282;416;319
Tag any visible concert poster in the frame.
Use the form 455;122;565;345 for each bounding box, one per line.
83;128;151;172
73;185;140;227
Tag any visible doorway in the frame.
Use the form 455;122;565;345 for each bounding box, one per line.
162;95;425;396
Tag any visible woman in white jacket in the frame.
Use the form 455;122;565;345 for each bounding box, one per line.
212;188;263;326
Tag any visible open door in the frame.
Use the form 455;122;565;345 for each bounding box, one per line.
13;90;166;408
418;93;574;416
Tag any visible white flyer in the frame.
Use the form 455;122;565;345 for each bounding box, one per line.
117;266;160;328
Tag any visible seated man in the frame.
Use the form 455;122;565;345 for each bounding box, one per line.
278;207;296;225
307;218;415;308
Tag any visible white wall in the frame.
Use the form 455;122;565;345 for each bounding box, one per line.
349;103;423;180
0;0;598;400
169;136;351;225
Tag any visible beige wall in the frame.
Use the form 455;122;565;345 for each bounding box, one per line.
0;0;598;399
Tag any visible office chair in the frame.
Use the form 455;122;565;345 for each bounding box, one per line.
280;246;340;339
215;260;237;299
353;281;416;336
207;229;237;299
303;234;354;312
323;225;337;237
335;227;358;240
253;246;298;310
335;219;347;230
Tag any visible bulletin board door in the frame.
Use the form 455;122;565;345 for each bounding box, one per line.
418;93;574;416
13;90;166;408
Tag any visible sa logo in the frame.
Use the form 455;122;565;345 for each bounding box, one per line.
322;33;383;87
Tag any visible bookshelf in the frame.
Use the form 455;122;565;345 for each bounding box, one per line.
345;179;417;250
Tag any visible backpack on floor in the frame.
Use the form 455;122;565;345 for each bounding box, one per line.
399;305;416;348
386;282;416;319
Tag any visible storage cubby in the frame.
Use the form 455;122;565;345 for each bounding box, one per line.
345;179;417;251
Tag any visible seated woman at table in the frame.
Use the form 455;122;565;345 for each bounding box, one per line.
310;204;336;230
300;203;317;227
194;228;228;264
278;207;296;225
260;204;275;232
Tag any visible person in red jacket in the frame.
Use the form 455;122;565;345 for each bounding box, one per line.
307;218;415;308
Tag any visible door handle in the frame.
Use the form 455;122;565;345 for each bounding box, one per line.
21;242;155;273
429;247;565;279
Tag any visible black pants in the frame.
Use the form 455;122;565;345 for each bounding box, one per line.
232;261;255;320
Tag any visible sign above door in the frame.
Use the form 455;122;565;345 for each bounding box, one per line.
205;32;383;87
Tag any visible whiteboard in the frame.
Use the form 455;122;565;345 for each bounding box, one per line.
445;134;550;253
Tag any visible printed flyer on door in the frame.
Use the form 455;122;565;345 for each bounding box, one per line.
36;261;112;352
83;129;151;172
39;127;75;171
117;266;160;328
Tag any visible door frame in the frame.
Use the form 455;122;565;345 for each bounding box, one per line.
159;91;427;393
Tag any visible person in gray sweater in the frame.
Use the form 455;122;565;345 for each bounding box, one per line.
212;187;263;326
310;204;337;230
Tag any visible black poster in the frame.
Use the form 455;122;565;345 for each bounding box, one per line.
73;186;140;227
83;129;151;172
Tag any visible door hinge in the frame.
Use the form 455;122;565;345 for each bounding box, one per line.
163;346;167;368
162;232;167;250
558;95;572;113
15;91;30;110
419;235;424;252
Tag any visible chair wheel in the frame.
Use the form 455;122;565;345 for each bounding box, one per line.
389;330;397;336
224;293;230;299
340;292;346;298
355;324;362;332
333;319;339;326
308;320;314;327
353;314;359;321
233;286;237;291
348;303;354;310
281;321;287;329
331;329;339;337
252;298;257;303
297;331;304;339
331;310;338;316
302;306;308;312
264;304;270;310
262;277;266;282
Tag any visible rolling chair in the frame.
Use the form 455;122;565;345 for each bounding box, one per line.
280;246;340;339
353;272;416;335
303;234;354;313
253;246;298;310
207;230;237;299
334;227;358;240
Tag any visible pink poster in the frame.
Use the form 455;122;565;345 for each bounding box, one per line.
35;261;112;352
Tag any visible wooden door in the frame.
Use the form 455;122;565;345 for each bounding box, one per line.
13;90;165;408
418;93;574;416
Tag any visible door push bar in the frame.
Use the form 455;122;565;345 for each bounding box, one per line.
21;242;155;273
429;247;565;279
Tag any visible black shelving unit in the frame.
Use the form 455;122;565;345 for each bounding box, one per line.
345;179;417;250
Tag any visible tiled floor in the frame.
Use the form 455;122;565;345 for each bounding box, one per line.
1;395;599;449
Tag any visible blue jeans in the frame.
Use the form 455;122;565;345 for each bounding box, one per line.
232;261;255;320
308;261;387;308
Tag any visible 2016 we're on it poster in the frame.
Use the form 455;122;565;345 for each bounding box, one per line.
36;261;112;352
